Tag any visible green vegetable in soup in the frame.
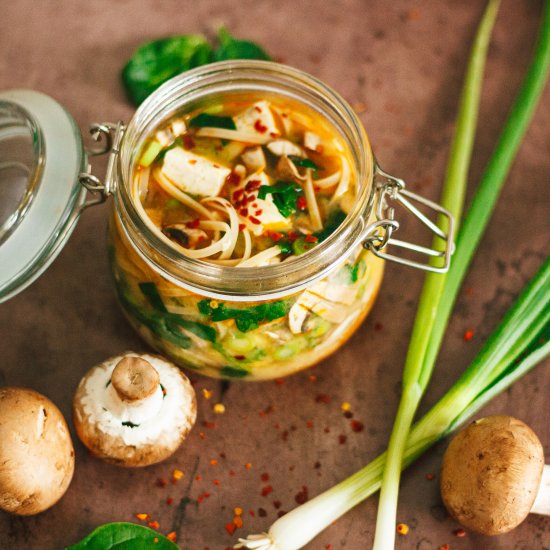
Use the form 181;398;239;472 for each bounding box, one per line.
188;113;237;130
214;26;271;62
68;522;178;549
258;181;303;218
139;140;163;167
288;155;322;171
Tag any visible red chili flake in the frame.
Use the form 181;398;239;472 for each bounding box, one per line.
166;532;177;543
182;135;195;149
258;508;267;517
269;231;285;242
135;513;150;521
203;421;216;429
255;209;263;216
294;485;309;505
233;189;244;201
273;500;281;509
254;106;262;113
213;479;221;486
277;510;287;518
254;120;267;133
197;491;211;503
245;462;252;470
261;472;270;482
245;194;256;204
463;329;474;342
166;497;174;505
229;470;236;476
351;420;364;433
270;132;279;139
210;459;218;466
261;485;274;497
287;231;298;242
199;432;205;439
156;478;168;488
148;520;160;529
306;420;314;429
246;179;262;191
188;159;197;165
227;172;241;186
315;393;331;404
296;196;308;211
281;430;289;441
374;322;384;331
439;545;450;550
233;515;244;529
252;202;258;208
275;378;285;385
343;411;353;419
308;374;317;382
314;461;321;469
225;522;237;536
195;474;202;481
234;354;246;361
338;434;347;444
426;473;435;481
454;528;466;538
305;234;319;243
249;216;261;225
326;545;332;550
219;452;226;459
324;427;330;433
238;223;246;231
186;218;200;229
239;208;249;217
249;510;255;517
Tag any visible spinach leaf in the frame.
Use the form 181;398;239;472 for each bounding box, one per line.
288;155;322;171
170;318;216;343
214;27;271;62
258;181;303;218
188;113;236;130
67;522;178;549
221;365;249;378
314;209;347;242
139;282;167;312
122;35;214;105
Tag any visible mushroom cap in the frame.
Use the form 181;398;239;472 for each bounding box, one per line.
0;387;75;515
111;356;160;401
440;415;544;535
73;352;197;467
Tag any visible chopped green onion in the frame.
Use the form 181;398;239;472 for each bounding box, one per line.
139;140;163;167
258;181;303;218
188;113;237;130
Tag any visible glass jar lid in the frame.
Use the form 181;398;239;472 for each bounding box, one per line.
0;90;86;302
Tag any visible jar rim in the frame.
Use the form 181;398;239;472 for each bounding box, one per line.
116;60;376;301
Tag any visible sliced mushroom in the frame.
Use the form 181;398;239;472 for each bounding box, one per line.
303;131;322;151
267;139;305;158
162;224;208;248
276;155;306;182
73;352;197;467
241;146;266;173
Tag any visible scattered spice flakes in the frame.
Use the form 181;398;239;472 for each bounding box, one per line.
249;510;255;517
258;507;267;517
233;515;244;529
340;401;352;412
315;393;331;404
338;434;347;444
463;329;474;342
273;500;281;509
213;479;221;486
308;374;317;382
396;523;409;535
156;478;168;488
197;491;211;503
374;321;384;331
439;545;450;550
234;507;243;516
166;532;177;543
135;513;150;521
325;545;332;550
202;388;213;399
314;461;321;469
274;378;285;385
210;459;218;466
426;473;435;481
172;469;184;482
306;420;314;429
195;474;202;481
245;462;252;470
213;403;226;414
277;510;287;518
454;528;466;538
225;522;237;536
203;420;216;429
351;420;364;432
294;485;309;505
261;485;274;497
148;520;160;529
261;472;270;482
166;497;174;505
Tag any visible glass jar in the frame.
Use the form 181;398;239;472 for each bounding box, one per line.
0;61;454;380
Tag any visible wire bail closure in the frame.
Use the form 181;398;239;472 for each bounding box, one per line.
363;166;455;273
78;122;125;211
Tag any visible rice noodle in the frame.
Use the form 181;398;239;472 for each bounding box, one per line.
331;155;351;202
137;167;150;201
153;168;214;219
303;170;323;231
201;197;240;259
314;170;341;189
195;127;271;144
237;245;281;267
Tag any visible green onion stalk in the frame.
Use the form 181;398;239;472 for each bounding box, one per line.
374;1;550;547
235;1;550;548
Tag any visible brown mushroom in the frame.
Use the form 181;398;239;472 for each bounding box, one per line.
0;387;75;515
73;352;197;467
440;415;550;535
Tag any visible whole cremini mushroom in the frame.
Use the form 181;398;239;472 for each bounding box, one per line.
440;415;550;535
73;352;197;467
0;387;75;515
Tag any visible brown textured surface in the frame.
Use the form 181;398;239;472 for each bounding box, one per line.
1;1;549;549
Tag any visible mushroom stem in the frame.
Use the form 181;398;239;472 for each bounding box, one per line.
532;464;550;515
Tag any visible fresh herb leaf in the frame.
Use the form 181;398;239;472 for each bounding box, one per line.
188;113;236;130
122;35;214;105
171;318;217;342
288;155;322;171
314;209;347;242
214;26;271;62
258;181;303;218
220;365;249;378
198;299;290;332
121;421;140;428
139;282;167;312
68;522;178;549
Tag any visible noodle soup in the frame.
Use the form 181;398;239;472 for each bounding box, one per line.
110;92;384;379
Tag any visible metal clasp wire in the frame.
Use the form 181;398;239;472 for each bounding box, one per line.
363;167;455;273
78;122;125;211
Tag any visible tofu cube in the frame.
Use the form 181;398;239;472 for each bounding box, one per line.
162;147;231;197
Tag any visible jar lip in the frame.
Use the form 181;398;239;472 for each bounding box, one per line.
117;60;375;300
